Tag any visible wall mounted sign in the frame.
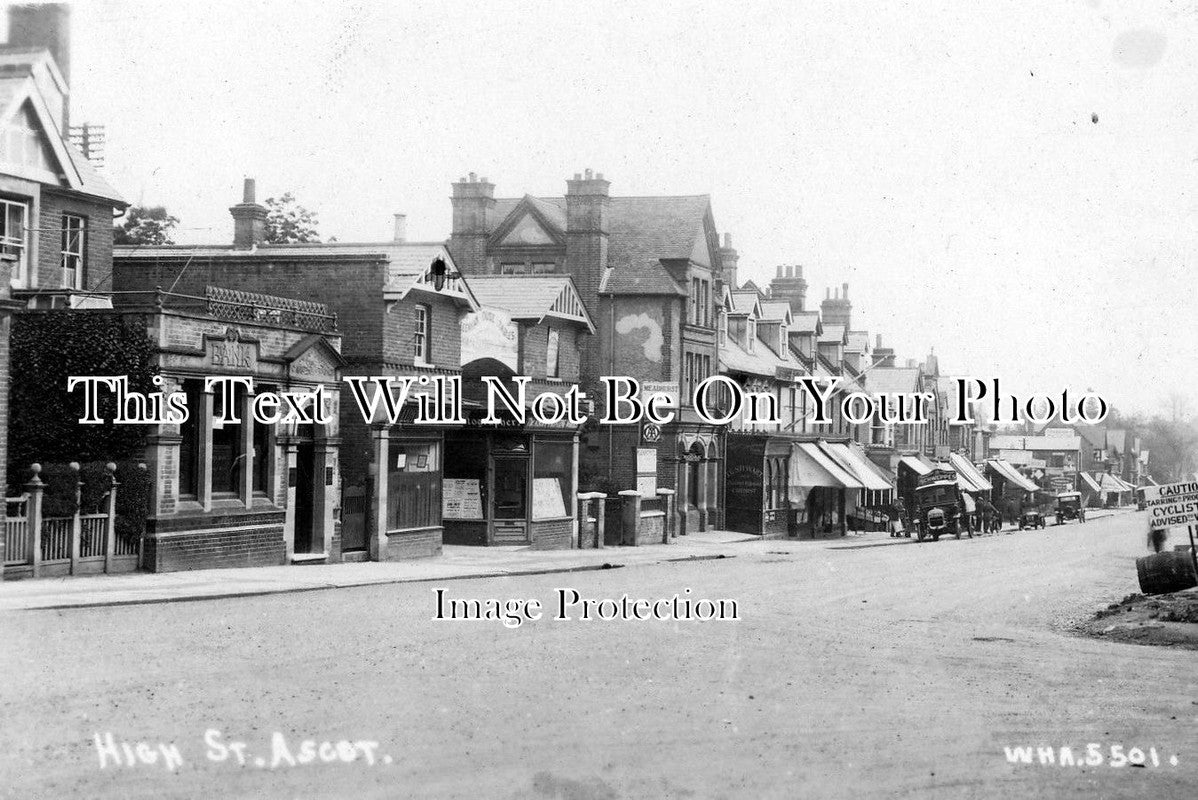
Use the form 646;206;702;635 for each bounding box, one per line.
641;423;662;443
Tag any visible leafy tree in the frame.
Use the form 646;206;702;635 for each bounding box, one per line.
113;205;179;245
264;192;321;243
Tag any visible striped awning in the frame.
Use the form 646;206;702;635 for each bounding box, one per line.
986;459;1038;492
795;442;863;489
819;442;891;491
898;455;931;476
1079;472;1102;493
949;453;993;493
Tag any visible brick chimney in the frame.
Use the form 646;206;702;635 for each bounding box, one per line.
717;232;739;289
230;178;267;249
392;213;407;243
769;264;808;314
448;172;495;274
820;282;852;329
871;333;896;367
565;168;610;380
8;3;70;131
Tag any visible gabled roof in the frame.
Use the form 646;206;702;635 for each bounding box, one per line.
0;48;124;204
845;331;870;354
865;366;920;395
488;195;567;247
465;275;595;333
818;324;846;344
758;301;792;324
790;311;821;335
729;290;762;317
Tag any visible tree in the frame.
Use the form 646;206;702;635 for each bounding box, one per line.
113;205;179;245
263;192;321;244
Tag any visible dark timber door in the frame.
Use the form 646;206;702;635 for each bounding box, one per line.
294;439;316;554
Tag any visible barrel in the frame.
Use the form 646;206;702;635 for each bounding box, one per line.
1136;551;1198;595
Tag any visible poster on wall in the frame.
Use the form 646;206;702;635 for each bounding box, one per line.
532;477;568;519
443;478;484;519
460;307;519;370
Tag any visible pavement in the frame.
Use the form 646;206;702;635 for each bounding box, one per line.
0;508;1137;611
0;504;1190;799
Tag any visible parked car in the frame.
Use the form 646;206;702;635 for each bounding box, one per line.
1054;491;1085;525
1019;508;1046;530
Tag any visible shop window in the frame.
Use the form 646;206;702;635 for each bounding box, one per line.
413;304;431;364
532;441;573;519
61;214;86;290
388;441;440;530
546;327;560;378
0;198;29;286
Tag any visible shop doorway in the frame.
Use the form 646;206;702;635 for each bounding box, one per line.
293;429;317;554
492;454;530;544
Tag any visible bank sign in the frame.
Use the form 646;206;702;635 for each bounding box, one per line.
1142;481;1198;530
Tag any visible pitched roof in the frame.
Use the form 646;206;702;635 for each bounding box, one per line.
719;330;779;378
865;367;920;395
465;275;594;332
845;330;870;353
758;301;792;323
729;290;761;316
819;324;846;344
604;195;712;295
790;311;821;334
0;48;124;203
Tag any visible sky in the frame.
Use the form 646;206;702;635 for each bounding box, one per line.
50;0;1198;417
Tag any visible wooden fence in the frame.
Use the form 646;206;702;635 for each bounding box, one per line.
3;463;140;579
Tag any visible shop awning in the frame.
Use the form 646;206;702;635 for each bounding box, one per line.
848;443;896;489
986;459;1038;492
1078;472;1102;493
1097;473;1130;493
898;455;931;476
789;443;848;488
820;442;891;491
793;442;863;489
948;453;992;493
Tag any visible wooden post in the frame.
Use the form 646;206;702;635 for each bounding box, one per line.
27;465;44;578
1189;524;1198;583
69;462;82;576
104;462;118;574
595;494;606;548
619;490;642;546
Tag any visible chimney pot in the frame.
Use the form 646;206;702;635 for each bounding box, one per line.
574;173;582;180
826;288;831;299
596;172;604;180
723;232;731;248
585;168;593;179
843;282;849;298
480;176;488;183
876;334;882;348
242;178;256;204
393;213;407;243
468;172;477;182
776;266;783;278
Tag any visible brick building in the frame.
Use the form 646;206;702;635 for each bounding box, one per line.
114;182;480;563
448;170;728;534
445;275;594;548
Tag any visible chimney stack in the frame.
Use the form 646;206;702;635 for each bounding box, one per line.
8;3;71;132
820;280;853;329
448;172;496;274
230;178;267;249
718;232;739;289
393;213;407;243
768;263;808;314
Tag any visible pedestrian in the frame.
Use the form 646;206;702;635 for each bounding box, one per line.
1147;525;1168;553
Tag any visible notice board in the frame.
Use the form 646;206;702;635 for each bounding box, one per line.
532;477;568;519
443;479;484;519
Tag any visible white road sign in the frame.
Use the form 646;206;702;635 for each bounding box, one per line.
1142;481;1198;530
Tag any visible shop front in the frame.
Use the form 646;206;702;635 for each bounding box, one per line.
787;441;863;538
724;432;791;537
442;425;579;549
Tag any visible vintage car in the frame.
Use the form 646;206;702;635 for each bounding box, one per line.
1018;507;1046;530
913;469;964;542
1054;491;1085;525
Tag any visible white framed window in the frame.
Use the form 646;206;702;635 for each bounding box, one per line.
779;324;787;353
62;214;86;290
546;327;560;378
413;304;431;364
747;319;756;353
717;310;727;345
0;198;29;287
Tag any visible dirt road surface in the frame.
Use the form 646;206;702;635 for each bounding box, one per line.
2;510;1194;799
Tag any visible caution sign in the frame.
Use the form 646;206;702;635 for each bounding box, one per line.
1142;481;1198;530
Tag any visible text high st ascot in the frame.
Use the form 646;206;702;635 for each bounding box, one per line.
68;374;1108;428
